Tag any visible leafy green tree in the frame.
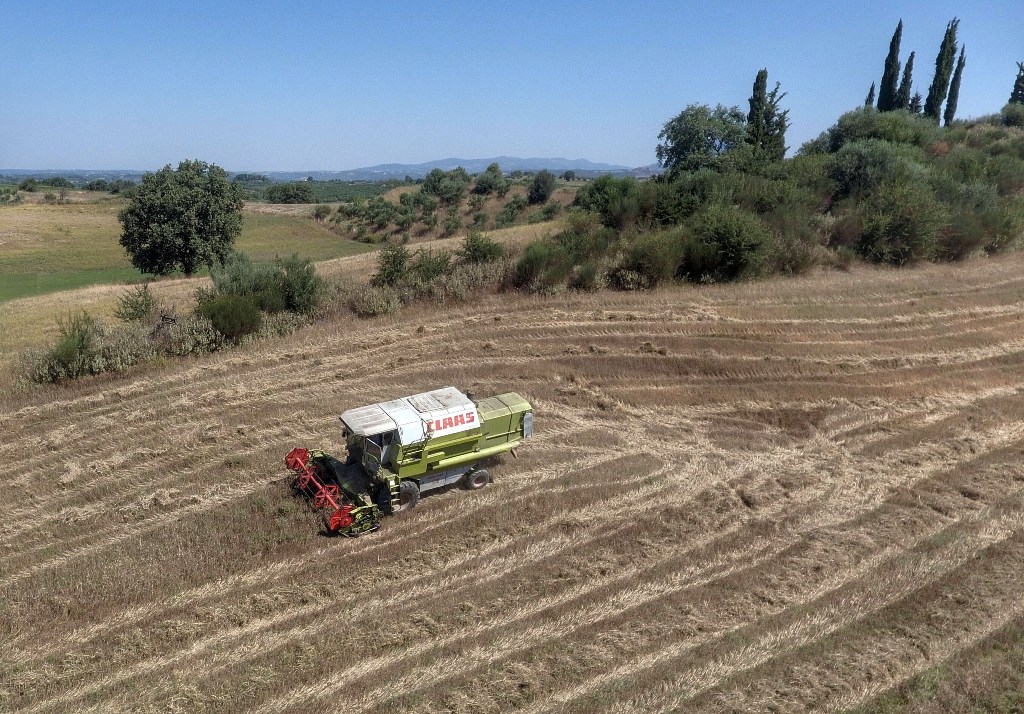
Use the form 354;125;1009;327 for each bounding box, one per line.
18;178;38;192
944;46;966;126
1009;61;1024;105
923;18;960;122
561;170;577;181
656;104;746;173
865;82;876;107
528;170;556;204
421;167;470;205
264;182;317;203
877;20;903;111
896;51;915;109
118;160;244;276
472;162;507;195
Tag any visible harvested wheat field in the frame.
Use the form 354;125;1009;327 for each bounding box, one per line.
2;253;1024;713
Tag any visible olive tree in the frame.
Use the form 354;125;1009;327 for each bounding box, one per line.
656;104;747;174
118;160;244;276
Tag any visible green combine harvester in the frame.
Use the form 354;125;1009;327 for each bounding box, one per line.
285;387;533;535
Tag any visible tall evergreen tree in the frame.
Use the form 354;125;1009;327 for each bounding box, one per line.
924;18;960;122
1010;62;1024;105
909;92;923;114
896;51;915;109
747;68;768;149
944;47;966;126
877;20;903;111
745;69;788;161
763;82;790;161
865;82;876;107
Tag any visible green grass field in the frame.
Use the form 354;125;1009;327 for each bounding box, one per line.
0;201;370;302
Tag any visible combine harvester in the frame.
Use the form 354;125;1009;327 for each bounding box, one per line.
285;387;533;536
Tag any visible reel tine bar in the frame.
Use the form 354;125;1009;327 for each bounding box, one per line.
284;447;346;530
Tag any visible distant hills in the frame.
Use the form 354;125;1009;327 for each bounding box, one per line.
2;157;660;183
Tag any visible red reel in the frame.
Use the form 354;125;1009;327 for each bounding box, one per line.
312;484;340;508
285;447;310;472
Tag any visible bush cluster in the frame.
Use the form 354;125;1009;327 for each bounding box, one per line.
24;252;327;384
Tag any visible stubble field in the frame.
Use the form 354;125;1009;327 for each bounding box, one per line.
2;253;1024;712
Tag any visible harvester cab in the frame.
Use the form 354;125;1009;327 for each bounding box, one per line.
285;387;532;536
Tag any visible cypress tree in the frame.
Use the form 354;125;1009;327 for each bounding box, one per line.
877;20;903;111
924;18;960;122
944;47;966;126
747;68;768;149
865;82;876;107
1010;62;1024;105
896;51;915;110
764;82;790;161
909;92;923;114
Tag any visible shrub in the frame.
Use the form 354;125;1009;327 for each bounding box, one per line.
735;175;815;215
528;170;556;205
573;175;640;226
680;205;770;282
472;211;489;228
511;241;573;293
0;186;22;204
349;285;401;317
209;253;285;312
160;315;225;356
857;178;946;265
458;230;503;264
372;243;411;287
443;210;462;236
825;109;940;151
276;254;325;316
312;204;331;221
31;312;101;382
610;230;684;289
1002;103;1024;128
114;284;159;323
568;261;604;291
473;163;507;196
985;154;1024;196
24;314;162;383
410;249;452;283
829;139;925;199
97;324;157;373
495;195;529;227
198;294;263;344
429;258;511;304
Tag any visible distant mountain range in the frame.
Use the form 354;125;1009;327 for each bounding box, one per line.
1;157;661;183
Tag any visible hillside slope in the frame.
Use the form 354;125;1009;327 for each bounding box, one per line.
2;255;1024;711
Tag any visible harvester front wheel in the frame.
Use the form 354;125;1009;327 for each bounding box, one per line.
462;469;490;490
397;480;420;512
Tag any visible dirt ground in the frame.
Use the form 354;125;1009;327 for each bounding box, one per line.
2;253;1024;712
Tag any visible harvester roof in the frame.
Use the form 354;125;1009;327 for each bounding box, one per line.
340;386;478;444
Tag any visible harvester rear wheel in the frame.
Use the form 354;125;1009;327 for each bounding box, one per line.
462;469;490;490
397;480;420;512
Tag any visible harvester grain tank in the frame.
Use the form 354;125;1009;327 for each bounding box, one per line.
285;387;533;535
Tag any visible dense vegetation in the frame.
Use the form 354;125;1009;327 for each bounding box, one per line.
23;253;325;383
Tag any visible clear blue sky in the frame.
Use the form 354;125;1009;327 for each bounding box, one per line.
1;1;1020;171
